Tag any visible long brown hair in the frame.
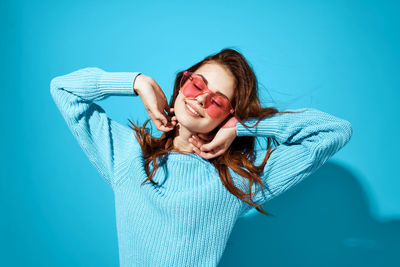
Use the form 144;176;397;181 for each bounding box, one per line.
128;48;300;216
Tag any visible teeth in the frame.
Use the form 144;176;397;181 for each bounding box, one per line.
186;103;201;117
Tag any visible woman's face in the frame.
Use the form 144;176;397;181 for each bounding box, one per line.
174;62;236;134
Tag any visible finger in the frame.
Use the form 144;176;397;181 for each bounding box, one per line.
202;146;225;158
197;133;213;142
151;113;173;131
191;135;205;147
163;116;177;127
167;108;176;121
200;141;220;152
191;138;217;158
161;126;175;132
154;110;169;126
188;136;201;149
192;145;202;156
192;146;212;159
163;106;176;123
193;146;221;159
157;121;175;132
163;119;175;128
205;150;224;159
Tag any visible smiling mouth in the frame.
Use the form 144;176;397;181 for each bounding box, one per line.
185;102;203;117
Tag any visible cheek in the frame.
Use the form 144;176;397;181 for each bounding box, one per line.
175;95;185;113
199;115;227;132
174;95;192;121
173;93;182;109
173;93;226;131
206;106;226;119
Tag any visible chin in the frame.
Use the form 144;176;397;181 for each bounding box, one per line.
175;114;207;134
176;115;203;132
179;119;220;135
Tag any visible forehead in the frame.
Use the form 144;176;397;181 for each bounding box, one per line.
193;63;236;101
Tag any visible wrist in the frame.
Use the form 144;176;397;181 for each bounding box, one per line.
222;116;238;128
133;73;143;95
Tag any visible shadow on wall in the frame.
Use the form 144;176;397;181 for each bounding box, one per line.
219;162;400;267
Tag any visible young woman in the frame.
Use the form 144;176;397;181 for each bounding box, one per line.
50;48;353;266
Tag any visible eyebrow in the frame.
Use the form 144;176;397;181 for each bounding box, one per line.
197;73;230;100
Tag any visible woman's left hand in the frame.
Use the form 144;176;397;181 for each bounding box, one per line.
189;126;237;159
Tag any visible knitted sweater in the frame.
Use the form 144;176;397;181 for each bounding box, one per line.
50;67;353;267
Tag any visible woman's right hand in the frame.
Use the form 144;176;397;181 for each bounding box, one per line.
133;74;177;132
189;126;237;159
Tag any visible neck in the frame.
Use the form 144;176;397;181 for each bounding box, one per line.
172;123;195;153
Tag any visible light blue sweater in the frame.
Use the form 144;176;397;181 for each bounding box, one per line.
50;67;353;267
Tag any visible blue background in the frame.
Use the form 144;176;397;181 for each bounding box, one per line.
2;0;399;266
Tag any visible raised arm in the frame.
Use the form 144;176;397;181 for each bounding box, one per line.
50;67;142;189
235;108;353;207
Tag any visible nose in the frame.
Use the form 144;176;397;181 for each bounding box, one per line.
195;91;210;108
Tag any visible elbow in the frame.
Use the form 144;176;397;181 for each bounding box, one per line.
49;77;65;107
326;119;353;153
340;119;353;145
307;119;353;165
50;76;63;100
50;77;58;95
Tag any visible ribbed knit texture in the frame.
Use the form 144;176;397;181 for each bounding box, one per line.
50;67;353;267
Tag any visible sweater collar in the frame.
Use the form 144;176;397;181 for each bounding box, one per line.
164;151;211;164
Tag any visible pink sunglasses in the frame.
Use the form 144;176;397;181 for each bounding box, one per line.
180;70;234;119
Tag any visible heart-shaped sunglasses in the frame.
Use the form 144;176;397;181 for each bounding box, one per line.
179;70;234;119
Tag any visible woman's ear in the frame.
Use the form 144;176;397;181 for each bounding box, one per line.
218;115;234;128
221;116;238;128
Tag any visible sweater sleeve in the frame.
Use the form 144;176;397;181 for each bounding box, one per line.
235;107;353;206
50;67;142;189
